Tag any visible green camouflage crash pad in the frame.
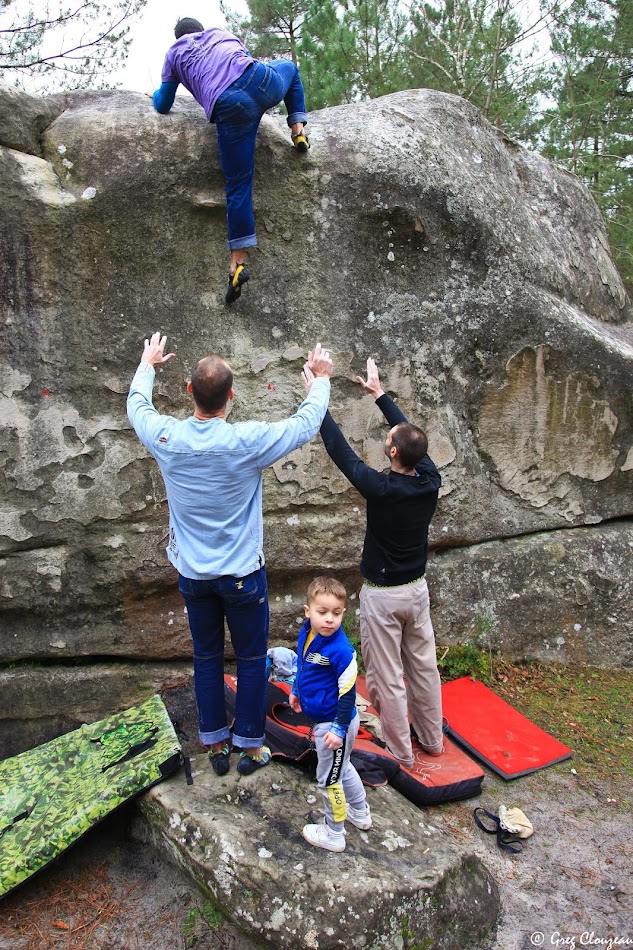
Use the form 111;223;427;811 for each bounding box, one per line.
0;694;182;899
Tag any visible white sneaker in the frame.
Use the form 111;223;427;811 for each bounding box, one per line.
302;821;346;852
347;804;372;830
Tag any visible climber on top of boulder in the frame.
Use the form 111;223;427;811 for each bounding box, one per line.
150;17;310;305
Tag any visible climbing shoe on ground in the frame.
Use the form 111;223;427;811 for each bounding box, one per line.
209;746;231;776
346;804;372;830
302;820;346;852
237;746;272;775
225;263;250;304
292;131;310;153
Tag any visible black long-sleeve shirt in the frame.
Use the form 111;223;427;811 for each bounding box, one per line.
320;394;441;586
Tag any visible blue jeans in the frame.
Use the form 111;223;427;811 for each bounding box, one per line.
178;567;270;749
212;60;308;250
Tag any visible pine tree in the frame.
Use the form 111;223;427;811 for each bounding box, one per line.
221;0;316;63
337;0;409;98
538;0;632;289
298;0;358;108
0;0;147;91
404;0;542;137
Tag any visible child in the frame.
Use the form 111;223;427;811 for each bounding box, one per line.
289;576;372;852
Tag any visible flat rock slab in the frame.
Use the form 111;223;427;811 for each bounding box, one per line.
134;755;499;949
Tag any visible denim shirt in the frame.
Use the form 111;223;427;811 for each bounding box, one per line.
127;364;330;580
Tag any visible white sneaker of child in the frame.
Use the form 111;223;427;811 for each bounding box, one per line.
302;820;346;852
346;803;372;830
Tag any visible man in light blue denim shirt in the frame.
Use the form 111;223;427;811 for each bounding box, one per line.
127;333;333;776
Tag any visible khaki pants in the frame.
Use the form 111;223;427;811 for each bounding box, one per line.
360;578;443;768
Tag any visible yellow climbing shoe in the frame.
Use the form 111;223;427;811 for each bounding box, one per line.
292;132;310;153
225;264;250;304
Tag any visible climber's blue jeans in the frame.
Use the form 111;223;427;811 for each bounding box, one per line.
212;59;308;250
178;567;269;749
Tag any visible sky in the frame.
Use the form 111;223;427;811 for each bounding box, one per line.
114;0;247;94
9;0;553;96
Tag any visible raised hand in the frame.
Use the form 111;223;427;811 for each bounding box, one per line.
356;357;384;399
141;332;176;367
307;342;333;379
301;363;316;394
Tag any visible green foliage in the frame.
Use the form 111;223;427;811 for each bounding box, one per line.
181;901;223;945
343;617;364;671
221;0;315;63
341;611;356;638
437;638;492;682
474;611;494;641
226;0;409;107
334;0;410;99
342;611;366;673
405;0;541;136
181;908;199;945
201;901;224;929
298;0;358;108
0;0;147;92
535;0;633;289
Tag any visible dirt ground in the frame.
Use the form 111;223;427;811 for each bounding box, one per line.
0;761;630;950
440;766;632;950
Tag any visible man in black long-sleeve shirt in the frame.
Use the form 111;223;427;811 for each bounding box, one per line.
303;358;443;769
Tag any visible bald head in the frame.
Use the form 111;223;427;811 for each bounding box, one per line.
191;355;233;413
387;423;428;469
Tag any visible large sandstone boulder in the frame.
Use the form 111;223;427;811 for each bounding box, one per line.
1;81;632;752
132;756;500;949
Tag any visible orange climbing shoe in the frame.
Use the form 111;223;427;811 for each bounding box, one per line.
225;263;250;304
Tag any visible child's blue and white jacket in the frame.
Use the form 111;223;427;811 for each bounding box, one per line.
293;620;358;739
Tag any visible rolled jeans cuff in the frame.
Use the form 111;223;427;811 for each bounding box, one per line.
228;233;257;251
286;112;308;127
200;726;231;746
233;732;266;749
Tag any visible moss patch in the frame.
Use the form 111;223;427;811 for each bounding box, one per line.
181;901;225;947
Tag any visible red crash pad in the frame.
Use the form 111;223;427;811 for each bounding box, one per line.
355;677;484;803
441;676;573;779
224;674;484;804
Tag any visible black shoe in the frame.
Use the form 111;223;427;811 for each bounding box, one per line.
225;264;250;304
209;746;231;775
237;746;271;775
